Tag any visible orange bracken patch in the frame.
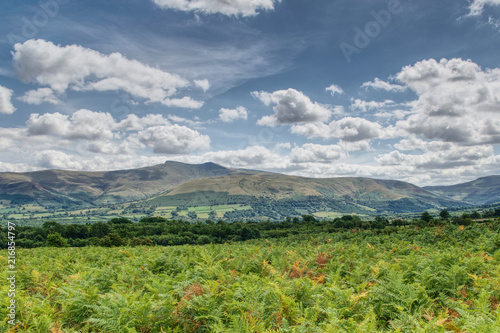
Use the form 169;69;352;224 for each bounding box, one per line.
315;252;330;268
182;283;205;301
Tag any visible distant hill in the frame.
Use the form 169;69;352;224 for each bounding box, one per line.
146;173;464;216
1;162;497;217
424;175;500;206
0;161;239;207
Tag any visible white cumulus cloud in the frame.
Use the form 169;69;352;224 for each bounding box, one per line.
254;88;332;126
468;0;500;16
395;58;500;145
0;85;15;114
291;117;391;142
350;98;395;112
13;39;203;108
27;110;116;141
35;150;83;170
290;144;346;164
376;144;494;170
25;110;210;156
194;79;210;92
219;106;248;122
131;125;210;154
201;145;287;169
361;77;407;92
152;0;280;17
325;84;344;96
19;88;61;105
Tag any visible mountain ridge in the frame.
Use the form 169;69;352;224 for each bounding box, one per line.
0;161;240;206
424;175;500;206
0;162;496;216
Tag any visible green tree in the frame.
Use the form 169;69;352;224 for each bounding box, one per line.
372;216;386;229
139;216;168;223
439;210;450;220
43;221;63;234
421;212;433;223
471;211;482;219
108;217;133;224
100;233;125;247
64;224;89;239
197;235;212;245
90;222;111;238
46;233;68;247
302;215;316;223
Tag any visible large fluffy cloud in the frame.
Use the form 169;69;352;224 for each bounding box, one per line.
35;150;84;170
131;125;210;154
25;110;210;155
254;88;332;126
27;110;116;141
376;144;494;170
291;117;391;142
152;0;279;17
13;39;203;108
0;85;15;114
395;58;500;144
290;144;346;163
202;146;285;168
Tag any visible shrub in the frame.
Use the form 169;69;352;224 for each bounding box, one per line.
46;233;69;247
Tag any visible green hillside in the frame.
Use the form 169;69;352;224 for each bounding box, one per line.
1;162;496;221
0;162;237;207
425;176;500;205
146;173;464;218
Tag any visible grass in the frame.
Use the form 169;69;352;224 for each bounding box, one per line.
150;204;253;220
313;212;349;219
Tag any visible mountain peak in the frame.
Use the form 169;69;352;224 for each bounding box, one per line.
163;161;224;168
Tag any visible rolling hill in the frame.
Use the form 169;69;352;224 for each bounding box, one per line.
424;175;500;205
0;161;240;207
145;172;464;217
2;162;499;218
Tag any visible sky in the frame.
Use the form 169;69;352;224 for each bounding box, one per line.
1;0;500;186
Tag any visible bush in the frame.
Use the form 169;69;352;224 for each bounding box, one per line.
129;237;154;247
46;233;69;247
100;233;125;247
139;216;168;223
108;217;133;224
197;235;212;245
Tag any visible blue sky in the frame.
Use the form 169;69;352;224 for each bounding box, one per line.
1;0;500;185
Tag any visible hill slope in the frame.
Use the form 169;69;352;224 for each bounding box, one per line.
147;173;464;216
424;175;500;205
0;161;238;207
1;162;494;217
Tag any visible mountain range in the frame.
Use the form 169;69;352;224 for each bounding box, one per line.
1;161;499;216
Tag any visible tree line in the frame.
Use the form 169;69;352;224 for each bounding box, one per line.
1;209;498;249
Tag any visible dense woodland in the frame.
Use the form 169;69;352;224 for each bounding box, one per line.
2;209;500;249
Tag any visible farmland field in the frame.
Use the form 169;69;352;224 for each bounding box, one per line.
1;222;500;332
